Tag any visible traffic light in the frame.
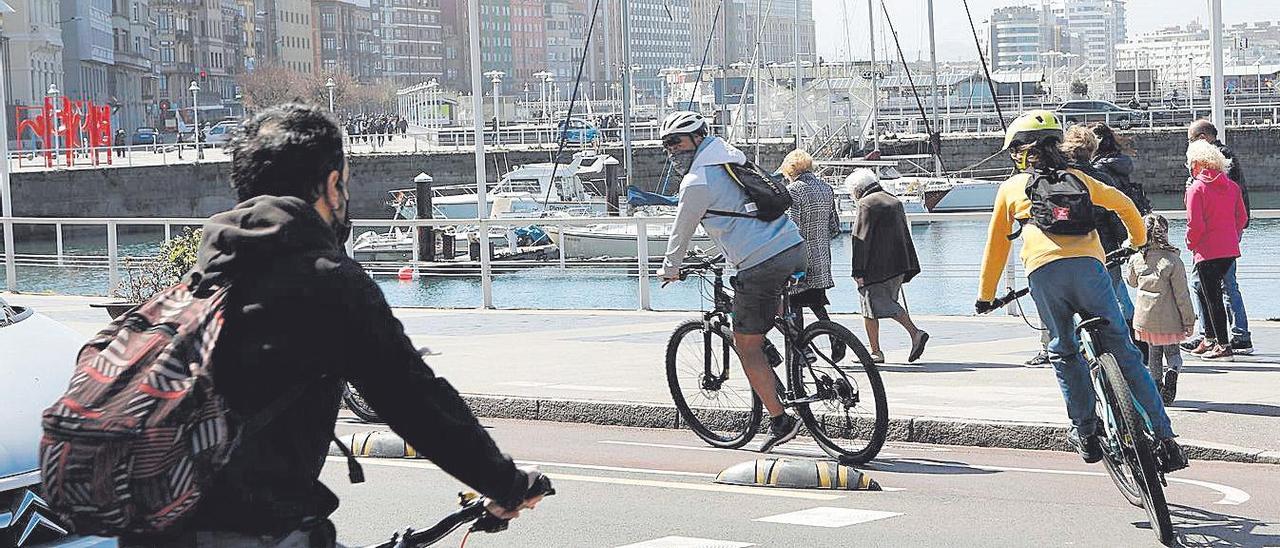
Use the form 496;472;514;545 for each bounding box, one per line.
199;70;208;82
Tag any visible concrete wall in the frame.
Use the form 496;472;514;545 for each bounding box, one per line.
6;127;1277;222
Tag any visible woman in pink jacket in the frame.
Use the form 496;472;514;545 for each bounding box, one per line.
1184;140;1249;360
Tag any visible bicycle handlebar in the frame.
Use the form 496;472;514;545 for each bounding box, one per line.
979;247;1141;315
677;255;726;279
370;475;556;548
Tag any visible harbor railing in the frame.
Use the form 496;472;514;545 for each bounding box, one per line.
5;210;1280;313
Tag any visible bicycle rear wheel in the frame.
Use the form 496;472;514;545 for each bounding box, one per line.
1097;354;1174;545
666;319;763;449
792;321;888;464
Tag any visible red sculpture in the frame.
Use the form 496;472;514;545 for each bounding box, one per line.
14;97;114;167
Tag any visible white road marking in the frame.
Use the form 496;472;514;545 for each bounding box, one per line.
497;381;634;392
615;536;755;548
896;459;1250;505
334;457;844;501
753;507;903;528
599;439;902;458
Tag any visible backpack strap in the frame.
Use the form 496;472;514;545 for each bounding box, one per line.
237;377;365;484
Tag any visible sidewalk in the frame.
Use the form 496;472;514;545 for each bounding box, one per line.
9;292;1279;463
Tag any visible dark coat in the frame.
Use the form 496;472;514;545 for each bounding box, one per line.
1213;140;1251;226
850;182;921;285
182;196;526;535
1071;161;1128;254
1092;152;1152;214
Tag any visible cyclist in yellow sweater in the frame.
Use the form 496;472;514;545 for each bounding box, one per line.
976;110;1187;472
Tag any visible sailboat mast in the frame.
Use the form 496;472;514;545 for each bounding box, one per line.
867;0;879;151
927;0;941;176
793;0;802;148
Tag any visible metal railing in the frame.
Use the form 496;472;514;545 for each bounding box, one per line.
7;210;1279;312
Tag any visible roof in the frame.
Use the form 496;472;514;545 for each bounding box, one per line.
1195;64;1280;77
877;73;984;89
988;70;1045;84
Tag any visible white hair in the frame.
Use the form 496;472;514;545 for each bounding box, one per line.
1186;139;1232;172
844;168;879;195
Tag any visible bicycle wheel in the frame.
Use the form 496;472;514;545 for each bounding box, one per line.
665;319;763;449
343;382;383;423
1097;354;1174;545
793;320;888;464
1097;371;1145;508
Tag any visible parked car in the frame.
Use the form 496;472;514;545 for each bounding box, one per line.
130;127;159;146
0;298;111;547
203;121;239;146
558;118;599;143
1056;100;1148;129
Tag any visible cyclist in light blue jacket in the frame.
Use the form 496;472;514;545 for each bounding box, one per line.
657;110;806;452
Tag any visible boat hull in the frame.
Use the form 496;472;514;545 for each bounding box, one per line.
549;226;716;259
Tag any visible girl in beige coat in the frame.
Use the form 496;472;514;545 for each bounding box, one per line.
1126;214;1197;405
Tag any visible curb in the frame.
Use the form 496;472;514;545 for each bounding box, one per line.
332;395;1280;466
452;394;1280;466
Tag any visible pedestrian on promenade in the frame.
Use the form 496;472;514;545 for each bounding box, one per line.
1183;140;1248;361
1183;119;1253;355
114;128;127;158
846;168;928;364
1126;214;1196;405
779;149;839;331
1091;123;1152;215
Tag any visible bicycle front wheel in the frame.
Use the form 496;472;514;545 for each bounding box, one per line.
793;320;888;464
1098;354;1174;545
343;382;383;423
666;319;763;449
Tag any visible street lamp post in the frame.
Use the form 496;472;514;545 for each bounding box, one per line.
189;80;203;160
1016;60;1025;111
325;77;336;112
532;70;553;125
1256;58;1265;102
484;71;505;146
47;83;60;162
1188;53;1196;119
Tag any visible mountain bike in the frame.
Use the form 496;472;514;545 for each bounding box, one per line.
367;475;555;548
664;255;888;464
981;247;1175;545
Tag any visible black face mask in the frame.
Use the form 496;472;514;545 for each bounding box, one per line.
669;149;697;177
333;205;352;246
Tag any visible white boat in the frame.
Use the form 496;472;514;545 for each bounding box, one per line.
429;150;614;219
917;177;1001;213
546;222;716;260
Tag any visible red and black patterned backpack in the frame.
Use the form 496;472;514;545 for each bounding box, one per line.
38;283;251;536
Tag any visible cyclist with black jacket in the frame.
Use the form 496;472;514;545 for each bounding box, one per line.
975;110;1187;472
120;104;543;547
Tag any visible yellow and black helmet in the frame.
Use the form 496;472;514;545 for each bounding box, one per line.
1002;110;1064;150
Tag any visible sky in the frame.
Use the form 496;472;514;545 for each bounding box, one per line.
815;1;1280;62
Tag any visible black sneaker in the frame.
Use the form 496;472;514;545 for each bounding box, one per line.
1180;337;1203;353
1230;339;1254;355
1159;438;1189;473
759;413;802;453
1025;351;1050;367
1067;428;1104;464
1162;370;1178;406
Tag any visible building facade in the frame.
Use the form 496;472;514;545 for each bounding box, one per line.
1048;0;1125;69
313;0;380;82
3;0;64;128
109;0;158;130
378;0;444;87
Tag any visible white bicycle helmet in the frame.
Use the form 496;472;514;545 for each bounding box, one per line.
660;110;708;139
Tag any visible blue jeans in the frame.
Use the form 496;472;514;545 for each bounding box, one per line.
1223;261;1250;341
1029;258;1175;439
1109;266;1134;321
1192;262;1251;342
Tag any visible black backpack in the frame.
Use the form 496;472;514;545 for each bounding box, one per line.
1009;169;1096;240
706;161;793;222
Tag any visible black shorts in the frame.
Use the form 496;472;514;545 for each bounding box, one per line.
790;288;829;308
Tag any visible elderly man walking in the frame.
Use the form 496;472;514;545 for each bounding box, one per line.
847;169;928;363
